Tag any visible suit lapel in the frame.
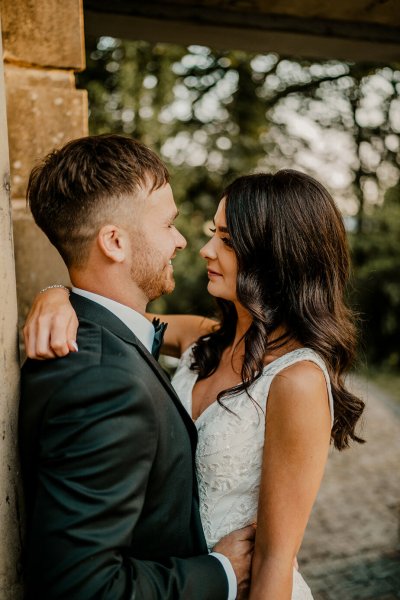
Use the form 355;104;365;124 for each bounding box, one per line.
133;343;198;442
70;293;198;450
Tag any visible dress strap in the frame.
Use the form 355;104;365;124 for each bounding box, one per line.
260;348;335;427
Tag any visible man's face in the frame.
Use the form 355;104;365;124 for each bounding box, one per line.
129;183;186;301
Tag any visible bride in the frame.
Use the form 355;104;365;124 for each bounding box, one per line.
24;169;365;599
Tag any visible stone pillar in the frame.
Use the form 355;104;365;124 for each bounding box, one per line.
0;0;87;596
1;0;88;324
0;19;23;600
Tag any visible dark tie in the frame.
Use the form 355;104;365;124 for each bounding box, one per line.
151;317;168;360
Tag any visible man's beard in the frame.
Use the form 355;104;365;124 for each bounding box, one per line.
129;233;175;301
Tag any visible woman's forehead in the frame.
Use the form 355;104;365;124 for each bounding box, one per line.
214;197;226;222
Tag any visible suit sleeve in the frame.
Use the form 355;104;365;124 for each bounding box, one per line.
25;364;228;600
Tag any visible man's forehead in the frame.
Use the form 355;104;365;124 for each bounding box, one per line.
141;182;177;214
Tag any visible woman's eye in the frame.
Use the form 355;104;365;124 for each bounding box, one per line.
209;226;232;247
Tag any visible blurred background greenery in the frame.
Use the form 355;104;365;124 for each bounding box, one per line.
77;36;400;385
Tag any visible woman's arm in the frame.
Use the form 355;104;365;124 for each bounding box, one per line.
145;312;218;357
23;288;79;359
23;288;218;359
249;361;331;600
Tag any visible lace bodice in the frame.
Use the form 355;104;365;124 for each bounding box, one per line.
172;347;333;599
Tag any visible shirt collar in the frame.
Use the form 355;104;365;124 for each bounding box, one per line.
72;287;154;353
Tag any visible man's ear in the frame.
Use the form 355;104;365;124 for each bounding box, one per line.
97;224;127;263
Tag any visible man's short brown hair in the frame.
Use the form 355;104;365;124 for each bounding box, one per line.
27;134;169;268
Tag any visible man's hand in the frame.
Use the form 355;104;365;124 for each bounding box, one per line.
23;287;78;359
213;525;255;600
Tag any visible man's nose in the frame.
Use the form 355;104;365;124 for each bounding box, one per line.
175;228;187;250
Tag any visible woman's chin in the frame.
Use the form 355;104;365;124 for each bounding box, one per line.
206;281;234;302
206;280;219;296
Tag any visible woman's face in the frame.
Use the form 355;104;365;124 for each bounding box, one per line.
200;198;238;302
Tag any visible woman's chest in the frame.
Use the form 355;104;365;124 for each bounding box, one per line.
194;396;266;497
191;363;242;421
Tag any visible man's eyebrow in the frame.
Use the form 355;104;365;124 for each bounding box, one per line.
212;218;229;233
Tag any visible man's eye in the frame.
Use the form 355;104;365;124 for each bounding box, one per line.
209;227;216;234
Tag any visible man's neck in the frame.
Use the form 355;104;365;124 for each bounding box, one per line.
72;287;155;352
70;272;148;315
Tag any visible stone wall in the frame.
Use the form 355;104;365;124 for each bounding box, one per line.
1;0;88;323
0;27;22;598
0;0;88;596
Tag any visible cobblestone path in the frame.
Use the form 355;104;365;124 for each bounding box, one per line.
300;377;400;599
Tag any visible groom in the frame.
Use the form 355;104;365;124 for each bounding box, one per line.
19;135;254;599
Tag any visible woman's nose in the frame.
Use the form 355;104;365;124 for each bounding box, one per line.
200;237;216;260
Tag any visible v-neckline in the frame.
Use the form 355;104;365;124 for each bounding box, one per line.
188;347;310;426
188;372;207;426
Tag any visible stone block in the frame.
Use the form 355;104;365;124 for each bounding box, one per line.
12;203;70;328
5;64;88;199
0;29;23;599
1;0;85;69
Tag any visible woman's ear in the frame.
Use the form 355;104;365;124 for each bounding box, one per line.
97;224;127;263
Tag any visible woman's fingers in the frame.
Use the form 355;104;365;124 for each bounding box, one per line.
67;315;79;347
49;314;73;357
23;288;75;359
24;316;55;359
68;340;79;352
23;304;39;358
47;313;79;357
66;315;79;353
35;315;59;358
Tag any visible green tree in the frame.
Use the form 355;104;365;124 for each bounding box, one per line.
350;183;400;368
76;37;400;368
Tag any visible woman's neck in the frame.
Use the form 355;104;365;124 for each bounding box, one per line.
230;301;300;363
231;302;252;350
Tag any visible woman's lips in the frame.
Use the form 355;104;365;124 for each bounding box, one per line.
207;269;222;278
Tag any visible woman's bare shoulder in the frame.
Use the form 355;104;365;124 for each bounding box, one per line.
272;359;328;392
268;359;330;423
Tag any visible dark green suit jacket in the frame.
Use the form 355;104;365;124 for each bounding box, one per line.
19;293;228;599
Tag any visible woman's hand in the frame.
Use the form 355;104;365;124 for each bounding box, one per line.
23;288;78;359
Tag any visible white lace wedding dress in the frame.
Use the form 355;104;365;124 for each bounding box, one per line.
172;346;334;600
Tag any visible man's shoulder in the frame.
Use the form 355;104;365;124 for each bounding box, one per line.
77;317;144;360
21;317;146;392
20;320;155;423
21;319;102;383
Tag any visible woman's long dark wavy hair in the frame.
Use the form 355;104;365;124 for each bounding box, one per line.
191;170;364;450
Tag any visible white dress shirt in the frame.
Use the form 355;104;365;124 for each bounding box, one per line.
72;287;237;600
72;287;154;351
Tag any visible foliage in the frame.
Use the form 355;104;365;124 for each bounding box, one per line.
76;37;400;367
350;183;400;368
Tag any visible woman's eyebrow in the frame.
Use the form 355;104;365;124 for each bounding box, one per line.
212;218;229;233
